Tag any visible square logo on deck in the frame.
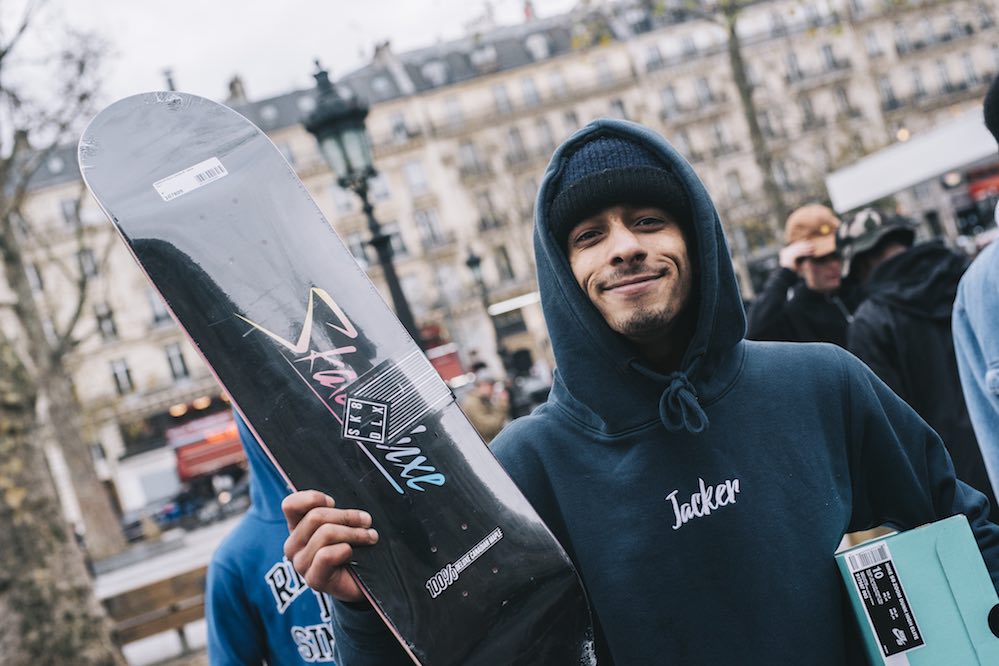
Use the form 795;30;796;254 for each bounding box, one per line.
343;398;390;444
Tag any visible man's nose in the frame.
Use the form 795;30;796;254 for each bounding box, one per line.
608;227;646;264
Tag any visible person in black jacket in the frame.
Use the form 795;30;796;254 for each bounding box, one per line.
843;207;999;522
747;204;863;346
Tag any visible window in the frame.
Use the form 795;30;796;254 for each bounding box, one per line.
769;11;787;37
61;198;79;226
536;118;555;152
680;37;696;57
660;86;679;117
834;86;854;114
911;67;927;98
331;185;354;213
110;358;134;395
403;161;429;195
345;231;370;267
894;23;910;54
936;59;952;90
646;44;664;71
371;77;392;100
549;70;568;98
507;127;527;161
879;77;897;105
521;77;540;107
94;302;117;340
149;289;170;324
962;53;979;85
865;31;882;57
390;113;409;142
594;57;613;85
381;222;408;257
78;248;98;278
563;110;579;133
805;5;821;27
773;160;792;190
422;60;448;86
673;129;693;157
821;44;837;70
757;109;776;137
725;171;744;200
525;34;550;60
414;208;447;248
477;191;501;229
359;175;384;203
609;99;627;120
458;141;482;172
495;246;515;281
799;95;817;124
493;84;512;113
165;342;189;380
444;96;463;127
786;52;803;81
711;122;729;150
695;78;714;105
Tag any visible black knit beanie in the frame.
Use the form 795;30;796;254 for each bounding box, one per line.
548;133;691;248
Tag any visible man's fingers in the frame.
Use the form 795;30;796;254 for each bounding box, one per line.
283;507;378;561
282;490;334;531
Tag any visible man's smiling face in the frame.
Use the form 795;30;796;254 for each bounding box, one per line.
565;204;693;344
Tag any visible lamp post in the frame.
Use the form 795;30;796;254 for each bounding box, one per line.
304;61;421;344
465;251;508;370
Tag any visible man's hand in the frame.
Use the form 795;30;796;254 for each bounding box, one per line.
778;239;816;271
282;490;379;602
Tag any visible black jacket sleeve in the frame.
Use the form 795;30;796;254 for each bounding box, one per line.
847;304;909;403
746;268;800;341
842;352;999;590
329;600;412;666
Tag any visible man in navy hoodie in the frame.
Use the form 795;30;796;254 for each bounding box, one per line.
281;119;999;664
206;414;338;664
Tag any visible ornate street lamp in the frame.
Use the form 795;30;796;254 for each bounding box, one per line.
465;251;508;368
304;61;420;344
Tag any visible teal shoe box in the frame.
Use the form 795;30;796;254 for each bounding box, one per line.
836;515;999;665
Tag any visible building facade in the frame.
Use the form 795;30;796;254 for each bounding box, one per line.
10;0;998;528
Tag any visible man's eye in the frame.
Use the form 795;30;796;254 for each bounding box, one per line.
573;229;600;244
635;216;666;227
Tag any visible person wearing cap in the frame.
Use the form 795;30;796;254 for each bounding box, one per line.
460;372;509;444
842;208;998;523
746;204;863;347
280;119;999;665
954;72;999;500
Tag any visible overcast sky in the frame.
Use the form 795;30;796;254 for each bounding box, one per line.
44;0;579;105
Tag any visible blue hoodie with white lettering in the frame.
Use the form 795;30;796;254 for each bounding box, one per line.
327;119;999;665
206;414;338;664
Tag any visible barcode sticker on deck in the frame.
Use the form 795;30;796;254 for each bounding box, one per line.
153;157;228;202
848;542;925;658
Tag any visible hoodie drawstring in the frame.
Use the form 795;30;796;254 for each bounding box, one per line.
659;372;708;433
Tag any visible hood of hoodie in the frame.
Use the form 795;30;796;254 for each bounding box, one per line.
535;119;746;435
866;241;968;319
235;411;292;521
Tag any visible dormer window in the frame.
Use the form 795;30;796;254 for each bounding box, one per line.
371;77;392;99
422;60;448;87
525;33;550;60
471;45;498;70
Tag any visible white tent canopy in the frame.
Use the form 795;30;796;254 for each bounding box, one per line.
825;110;996;213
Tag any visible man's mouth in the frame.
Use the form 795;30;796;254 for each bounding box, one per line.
602;272;664;292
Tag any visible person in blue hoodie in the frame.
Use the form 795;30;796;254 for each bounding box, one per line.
954;72;999;499
280;118;999;665
206;414;338;664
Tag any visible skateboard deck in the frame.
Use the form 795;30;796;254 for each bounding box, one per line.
79;92;591;665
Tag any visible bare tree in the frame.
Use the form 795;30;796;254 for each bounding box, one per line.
0;0;126;561
681;0;791;235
